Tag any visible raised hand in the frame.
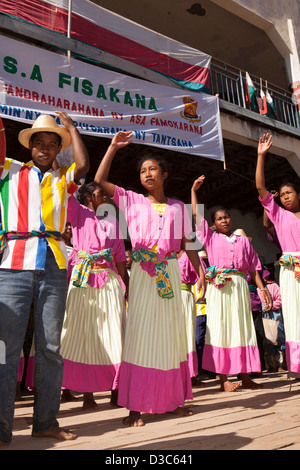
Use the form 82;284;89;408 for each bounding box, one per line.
192;175;205;191
111;131;133;149
258;133;272;156
55;111;76;131
270;189;279;199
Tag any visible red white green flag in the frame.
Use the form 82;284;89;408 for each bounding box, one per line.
257;89;268;115
257;89;277;119
245;72;257;109
266;90;277;119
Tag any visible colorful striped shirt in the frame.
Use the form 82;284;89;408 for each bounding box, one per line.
0;158;79;270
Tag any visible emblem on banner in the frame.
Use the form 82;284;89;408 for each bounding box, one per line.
180;97;201;122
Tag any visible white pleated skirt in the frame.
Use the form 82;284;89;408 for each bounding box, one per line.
118;259;192;414
181;289;198;377
60;267;126;392
280;252;300;373
202;274;261;375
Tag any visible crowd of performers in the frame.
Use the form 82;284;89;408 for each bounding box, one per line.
0;113;299;445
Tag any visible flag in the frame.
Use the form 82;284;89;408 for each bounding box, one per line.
0;0;211;93
266;90;277;119
245;72;257;109
257;89;268;115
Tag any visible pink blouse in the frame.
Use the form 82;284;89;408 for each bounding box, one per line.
112;185;193;258
67;195;126;288
195;217;261;273
177;252;198;285
259;192;300;252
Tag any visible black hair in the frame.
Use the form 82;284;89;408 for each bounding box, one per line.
30;131;62;147
211;207;230;224
137;155;168;174
77;182;99;206
279;182;300;194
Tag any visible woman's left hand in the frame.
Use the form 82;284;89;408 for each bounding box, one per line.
197;276;206;300
261;288;273;312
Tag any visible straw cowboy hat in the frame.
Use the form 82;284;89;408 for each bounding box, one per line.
18;114;72;150
233;228;252;241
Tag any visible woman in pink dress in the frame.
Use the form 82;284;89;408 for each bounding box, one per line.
256;133;300;373
94;131;206;426
257;270;286;372
192;176;272;391
60;183;128;410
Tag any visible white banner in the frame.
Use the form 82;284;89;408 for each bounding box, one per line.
0;36;224;161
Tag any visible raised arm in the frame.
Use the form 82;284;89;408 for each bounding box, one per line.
55;111;90;181
256;133;272;200
191;175;205;224
183;238;206;300
94;131;133;198
263;209;275;238
263;189;278;237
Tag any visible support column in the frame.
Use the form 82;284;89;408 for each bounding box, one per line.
285;19;300;111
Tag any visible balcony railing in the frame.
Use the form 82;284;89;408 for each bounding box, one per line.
210;59;300;130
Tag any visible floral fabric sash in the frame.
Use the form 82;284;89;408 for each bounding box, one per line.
181;282;192;292
205;265;246;288
0;229;62;254
71;248;114;288
131;248;176;299
279;254;300;278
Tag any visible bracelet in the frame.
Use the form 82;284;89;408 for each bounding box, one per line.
260;288;266;292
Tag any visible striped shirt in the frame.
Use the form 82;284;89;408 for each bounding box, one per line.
0;158;79;270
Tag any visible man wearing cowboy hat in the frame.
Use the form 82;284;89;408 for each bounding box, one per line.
0;111;89;444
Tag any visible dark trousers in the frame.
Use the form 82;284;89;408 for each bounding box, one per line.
195;315;207;374
252;310;266;371
0;251;68;443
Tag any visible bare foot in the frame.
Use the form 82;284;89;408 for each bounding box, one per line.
83;393;99;411
32;425;76;441
242;374;263;389
220;380;241;392
172;406;193;417
123;411;145;427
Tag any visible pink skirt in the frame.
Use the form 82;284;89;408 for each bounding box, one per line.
18;356;25;382
203;275;261;375
60;267;126;392
118;259;193;413
118;361;192;414
62;360;121;392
